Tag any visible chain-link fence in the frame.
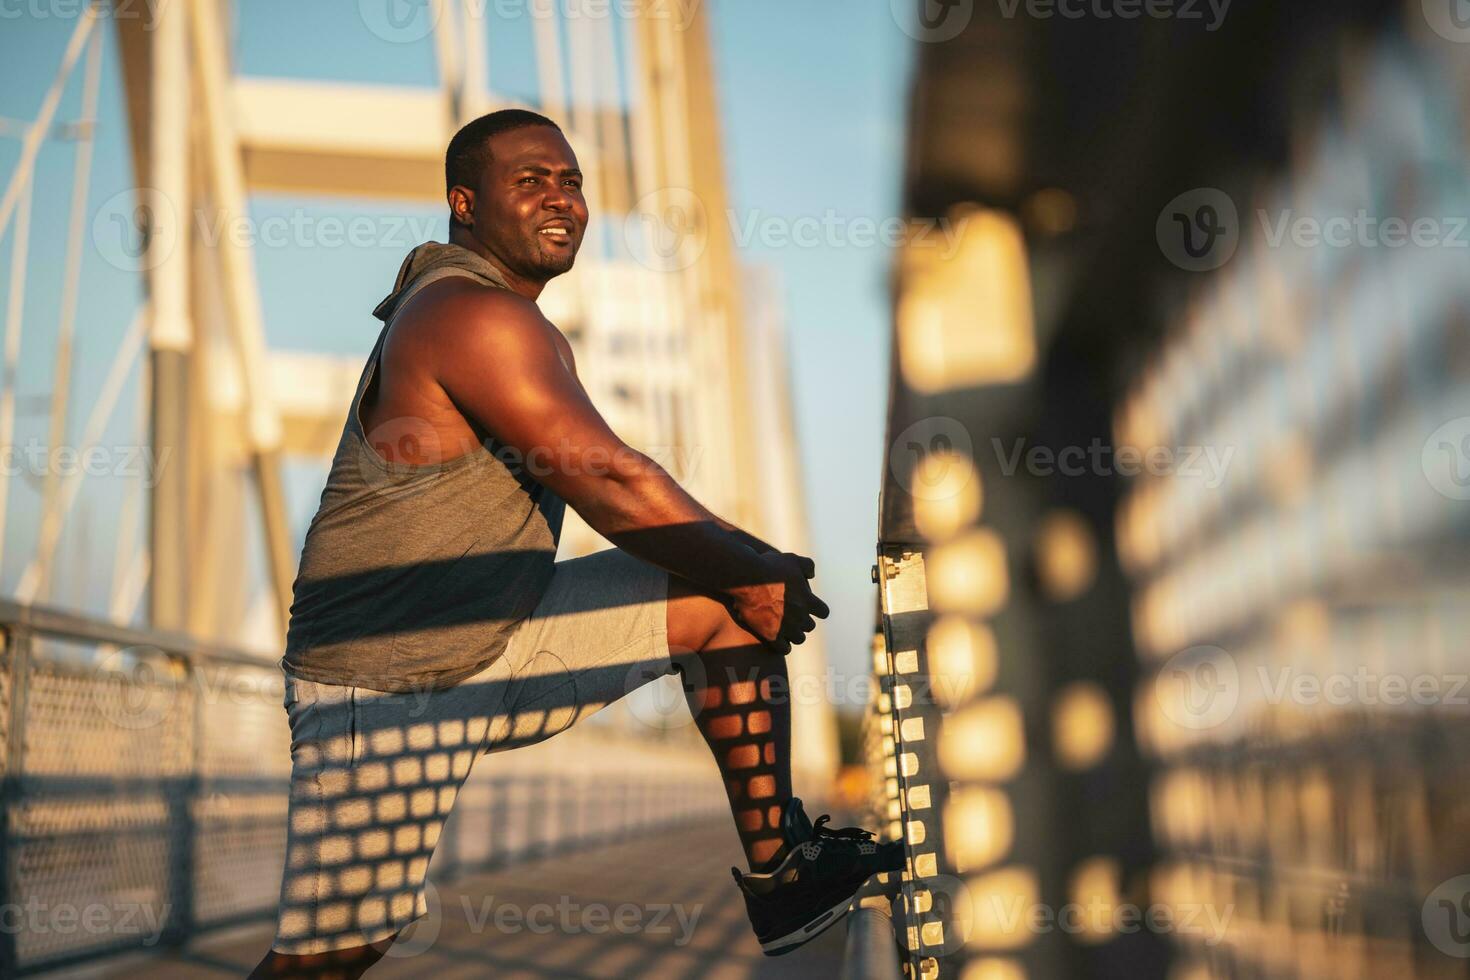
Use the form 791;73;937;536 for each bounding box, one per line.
0;600;724;975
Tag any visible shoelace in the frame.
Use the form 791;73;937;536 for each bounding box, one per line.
810;814;875;843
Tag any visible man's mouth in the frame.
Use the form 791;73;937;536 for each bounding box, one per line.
539;222;575;245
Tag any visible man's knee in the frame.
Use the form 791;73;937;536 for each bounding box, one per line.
250;940;391;980
665;576;738;654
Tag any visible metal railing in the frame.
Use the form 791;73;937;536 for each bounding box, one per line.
1125;32;1470;980
0;600;724;975
864;11;1470;980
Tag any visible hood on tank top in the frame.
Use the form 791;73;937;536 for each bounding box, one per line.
372;241;514;324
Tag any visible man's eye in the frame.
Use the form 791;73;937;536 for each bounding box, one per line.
519;176;539;186
564;180;582;190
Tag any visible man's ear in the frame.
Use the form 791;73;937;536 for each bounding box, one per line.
448;185;475;228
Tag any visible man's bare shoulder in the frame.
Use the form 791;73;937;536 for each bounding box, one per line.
390;277;576;383
396;277;548;341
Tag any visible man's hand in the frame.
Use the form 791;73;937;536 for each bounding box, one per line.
726;552;831;655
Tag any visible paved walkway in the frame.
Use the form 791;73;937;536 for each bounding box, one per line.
86;821;846;979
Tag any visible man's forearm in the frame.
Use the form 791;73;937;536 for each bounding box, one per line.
713;515;778;556
568;450;774;597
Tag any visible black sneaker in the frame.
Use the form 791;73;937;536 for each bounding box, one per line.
732;798;905;956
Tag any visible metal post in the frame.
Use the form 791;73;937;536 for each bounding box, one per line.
0;626;32;976
843;900;903;980
147;0;192;632
162;654;198;947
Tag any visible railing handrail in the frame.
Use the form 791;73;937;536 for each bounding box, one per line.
0;596;278;669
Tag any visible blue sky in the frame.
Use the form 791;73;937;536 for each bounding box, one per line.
0;1;909;683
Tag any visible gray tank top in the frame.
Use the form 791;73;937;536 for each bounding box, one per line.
282;243;566;693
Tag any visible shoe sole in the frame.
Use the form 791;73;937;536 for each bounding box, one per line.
758;890;860;957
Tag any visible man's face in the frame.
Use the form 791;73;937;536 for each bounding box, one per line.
460;126;588;283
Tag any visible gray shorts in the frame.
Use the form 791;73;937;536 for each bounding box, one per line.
271;546;674;955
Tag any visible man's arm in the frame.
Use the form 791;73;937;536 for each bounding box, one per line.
713;516;778;556
426;284;826;648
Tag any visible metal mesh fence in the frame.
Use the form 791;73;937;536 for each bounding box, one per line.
1126;31;1470;980
867;11;1470;980
0;605;725;975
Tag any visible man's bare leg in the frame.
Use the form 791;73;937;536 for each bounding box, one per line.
247;930;397;979
666;573;795;871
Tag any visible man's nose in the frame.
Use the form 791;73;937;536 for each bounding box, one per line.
542;187;573;212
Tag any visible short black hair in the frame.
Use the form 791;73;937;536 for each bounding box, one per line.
445;109;563;195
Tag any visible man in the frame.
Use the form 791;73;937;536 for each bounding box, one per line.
251;109;900;979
